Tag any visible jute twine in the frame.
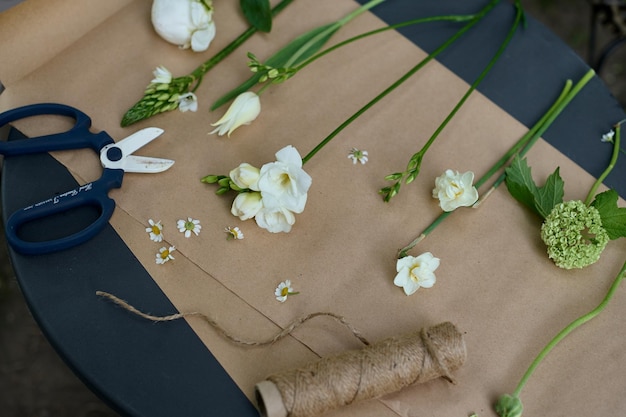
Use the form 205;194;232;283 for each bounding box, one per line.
256;321;466;417
96;291;369;346
96;292;466;417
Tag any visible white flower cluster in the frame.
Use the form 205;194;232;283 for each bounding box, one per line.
151;0;216;52
229;146;312;233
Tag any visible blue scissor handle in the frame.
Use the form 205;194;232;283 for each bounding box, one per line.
0;103;113;155
5;169;124;255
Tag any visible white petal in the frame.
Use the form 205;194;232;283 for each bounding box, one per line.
190;23;216;52
274;145;303;167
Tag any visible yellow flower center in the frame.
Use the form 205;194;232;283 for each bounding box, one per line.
279;173;291;187
410;264;422;283
160;250;170;259
151;225;161;235
281;287;289;297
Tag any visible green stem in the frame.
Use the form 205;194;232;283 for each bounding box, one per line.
188;0;295;92
302;0;501;165
396;69;596;258
511;258;626;397
485;69;596;194
292;14;477;74
283;0;387;69
389;0;523;193
475;80;573;190
584;122;622;205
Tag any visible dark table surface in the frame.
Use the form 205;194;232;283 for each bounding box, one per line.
2;1;625;416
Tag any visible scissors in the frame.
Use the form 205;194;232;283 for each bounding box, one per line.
0;103;174;255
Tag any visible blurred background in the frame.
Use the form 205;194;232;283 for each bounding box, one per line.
0;0;624;416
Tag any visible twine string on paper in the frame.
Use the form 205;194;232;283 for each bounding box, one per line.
95;290;370;347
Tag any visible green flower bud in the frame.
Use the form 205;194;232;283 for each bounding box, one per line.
200;175;220;184
218;177;231;188
494;394;523;417
540;200;609;269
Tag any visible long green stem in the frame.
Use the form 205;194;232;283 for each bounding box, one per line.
416;2;523;172
302;0;501;165
511;259;626;397
483;69;596;194
190;0;294;91
396;69;596;258
380;1;522;201
584;122;622;205
283;0;386;68
292;14;477;74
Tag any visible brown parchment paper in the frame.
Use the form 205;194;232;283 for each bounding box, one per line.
2;1;626;416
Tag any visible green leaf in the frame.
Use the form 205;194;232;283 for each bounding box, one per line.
504;156;542;217
504;156;564;219
591;189;626;240
240;0;272;32
211;22;339;110
535;167;564;218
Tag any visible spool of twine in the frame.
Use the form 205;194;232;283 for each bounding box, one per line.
255;321;466;417
95;292;466;417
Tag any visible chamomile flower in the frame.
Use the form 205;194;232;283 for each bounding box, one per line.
225;226;244;240
156;246;176;264
601;129;615;143
348;147;368;165
146;219;164;242
275;280;299;302
177;217;202;238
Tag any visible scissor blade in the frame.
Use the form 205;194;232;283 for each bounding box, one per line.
117;127;165;155
123;155;175;173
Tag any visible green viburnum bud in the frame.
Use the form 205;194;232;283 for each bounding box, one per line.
540;200;609;269
494;394;523;417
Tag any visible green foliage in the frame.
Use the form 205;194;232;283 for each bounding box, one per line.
504;156;564;219
240;0;272;32
211;23;339;110
591;189;626;240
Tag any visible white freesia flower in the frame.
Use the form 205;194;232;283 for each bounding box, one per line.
178;92;198;112
151;66;172;84
394;252;440;296
255;206;296;233
210;92;261;137
257;146;312;213
151;0;216;52
231;192;263;221
432;169;479;212
229;163;261;190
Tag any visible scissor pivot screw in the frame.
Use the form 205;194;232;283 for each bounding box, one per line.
106;147;123;162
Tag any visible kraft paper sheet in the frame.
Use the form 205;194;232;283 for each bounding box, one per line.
1;1;626;416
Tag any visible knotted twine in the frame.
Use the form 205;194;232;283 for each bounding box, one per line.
97;291;466;417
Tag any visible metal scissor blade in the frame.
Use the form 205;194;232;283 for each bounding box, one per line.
122;155;175;173
116;127;165;155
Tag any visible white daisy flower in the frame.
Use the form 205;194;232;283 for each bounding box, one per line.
177;217;202;238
